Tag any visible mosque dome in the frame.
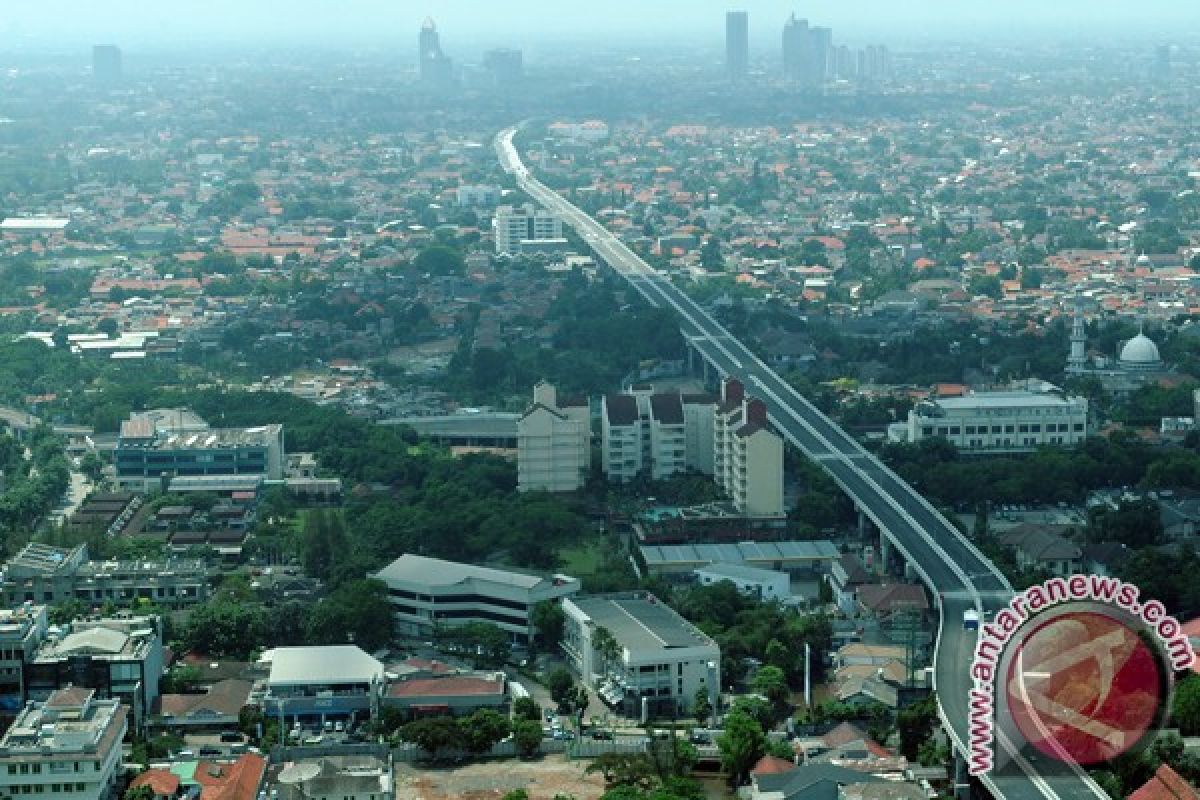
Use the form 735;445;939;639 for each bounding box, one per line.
1119;332;1161;368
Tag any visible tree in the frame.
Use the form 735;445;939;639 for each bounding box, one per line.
79;452;104;482
400;716;461;759
717;709;767;786
692;688;712;726
124;786;155;800
593;626;621;676
752;665;790;710
731;695;774;733
897;693;939;760
512;718;543;758
531;600;566;649
304;578;394;651
513;696;541;722
458;709;511;755
413;244;465;275
1174;674;1200;737
49;598;88;626
545;667;575;705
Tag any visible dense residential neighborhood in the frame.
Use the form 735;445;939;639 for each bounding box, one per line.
0;6;1196;800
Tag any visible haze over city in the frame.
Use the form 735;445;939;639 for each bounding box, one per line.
0;3;1196;800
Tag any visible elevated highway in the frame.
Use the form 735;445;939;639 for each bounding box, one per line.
497;127;1108;800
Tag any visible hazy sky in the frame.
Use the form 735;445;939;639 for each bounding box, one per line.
3;1;1196;52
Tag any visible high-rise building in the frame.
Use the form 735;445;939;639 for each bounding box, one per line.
1154;44;1172;80
92;44;122;84
418;17;453;87
483;48;523;85
726;11;749;81
517;382;590;492
782;13;809;82
713;379;784;517
808;26;833;86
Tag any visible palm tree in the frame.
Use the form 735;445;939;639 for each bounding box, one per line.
592;625;621;680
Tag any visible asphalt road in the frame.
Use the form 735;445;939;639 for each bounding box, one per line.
496;128;1108;800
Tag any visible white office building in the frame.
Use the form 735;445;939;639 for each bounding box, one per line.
714;379;785;517
0;688;127;800
694;563;790;601
262;645;384;725
372;555;580;644
493;203;563;255
562;594;719;718
517;382;589;492
890;387;1088;453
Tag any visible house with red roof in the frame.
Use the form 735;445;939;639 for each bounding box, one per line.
1128;764;1200;800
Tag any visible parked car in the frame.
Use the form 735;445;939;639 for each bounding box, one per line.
590;730;613;740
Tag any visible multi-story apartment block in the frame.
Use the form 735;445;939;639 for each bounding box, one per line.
493;203;563;255
0;688;127;800
893;389;1089;453
714;379;785;518
562;593;719;719
601;386;717;483
114;411;284;492
0;543;209;609
24;615;164;733
372;555;580;644
517;381;590;492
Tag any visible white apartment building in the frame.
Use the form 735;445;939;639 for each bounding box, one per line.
372;555;580;644
891;388;1089;453
0;688;127;800
601;387;717;483
714;379;785;517
493;203;563;255
517;382;590;492
562;594;719;718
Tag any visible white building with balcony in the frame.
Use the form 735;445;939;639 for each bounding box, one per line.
601;387;718;483
493;204;563;255
714;380;785;517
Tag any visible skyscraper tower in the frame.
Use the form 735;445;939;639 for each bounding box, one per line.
782;13;809;82
726;11;749;81
418;18;453;87
1067;293;1088;372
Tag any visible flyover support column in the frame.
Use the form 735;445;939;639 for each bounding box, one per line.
879;534;893;576
951;749;975;799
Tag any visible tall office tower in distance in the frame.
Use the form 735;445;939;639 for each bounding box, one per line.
483;48;524;85
726;11;749;81
782;13;809;82
808;26;833;86
418;18;453;87
92;44;122;84
1154;44;1172;80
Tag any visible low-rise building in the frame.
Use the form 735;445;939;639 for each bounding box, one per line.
693;563;790;601
24;615;164;732
891;388;1088;453
0;688;128;800
114;411;284;492
262;645;384;726
372;555;580;644
0;543;209;608
641;540;838;577
562;593;719;718
269;754;392;800
999;526;1082;576
384;674;506;718
0;604;48;716
152;678;253;732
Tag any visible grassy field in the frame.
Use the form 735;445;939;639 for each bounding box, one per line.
557;540;605;576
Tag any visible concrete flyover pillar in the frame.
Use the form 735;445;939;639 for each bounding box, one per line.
952;748;973;800
879;533;893;575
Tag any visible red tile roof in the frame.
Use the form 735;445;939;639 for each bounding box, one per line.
193;754;266;800
751;755;796;776
131;770;181;798
1128;764;1200;800
387;676;504;698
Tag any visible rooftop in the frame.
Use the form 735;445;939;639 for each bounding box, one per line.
641;540;839;567
694;562;789;583
374;553;574;593
265;645;383;688
0;691;126;759
386;676;504;699
928;390;1082;411
570;594;716;655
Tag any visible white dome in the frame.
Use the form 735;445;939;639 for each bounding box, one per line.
1119;333;1161;366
